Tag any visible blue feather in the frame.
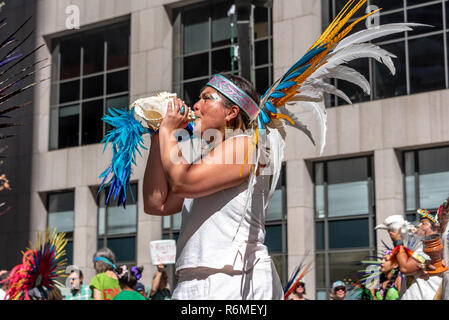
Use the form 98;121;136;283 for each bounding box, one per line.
275;81;296;91
265;101;277;114
284;64;311;82
260;109;270;124
269;91;286;99
281;44;327;82
98;107;148;208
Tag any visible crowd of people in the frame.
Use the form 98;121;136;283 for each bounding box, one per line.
0;197;448;301
0;246;172;301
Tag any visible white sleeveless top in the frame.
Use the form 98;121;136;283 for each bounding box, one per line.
175;135;272;272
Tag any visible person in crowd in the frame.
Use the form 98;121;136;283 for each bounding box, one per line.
330;281;346;300
0;270;9;300
388;209;443;299
90;247;120;300
289;281;308;300
149;264;171;300
64;268;92;300
370;251;401;300
135;282;148;300
435;198;449;300
113;265;146;301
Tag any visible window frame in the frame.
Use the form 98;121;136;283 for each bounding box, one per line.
49;20;130;150
403;145;449;221
172;0;273;106
314;155;376;299
46;189;75;266
97;183;138;265
323;0;449;107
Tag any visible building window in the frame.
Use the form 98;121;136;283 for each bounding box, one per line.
324;0;448;107
173;0;273;106
265;164;288;286
47;190;75;266
404;146;449;221
50;21;130;150
314;156;376;299
97;183;137;264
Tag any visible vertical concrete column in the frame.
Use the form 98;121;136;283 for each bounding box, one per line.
286;159;315;296
73;185;98;282
374;149;404;249
275;0;322;299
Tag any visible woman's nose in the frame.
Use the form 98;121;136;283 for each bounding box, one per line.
193;100;201;112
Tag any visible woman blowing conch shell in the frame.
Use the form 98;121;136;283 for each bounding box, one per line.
132;92;196;131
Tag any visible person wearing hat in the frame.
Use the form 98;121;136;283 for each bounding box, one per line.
330;281;346;300
134;282;148;300
388;209;444;300
289;281;308;300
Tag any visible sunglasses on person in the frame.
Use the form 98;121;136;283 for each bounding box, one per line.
334;287;346;292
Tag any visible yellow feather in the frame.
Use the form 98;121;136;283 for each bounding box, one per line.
329;9;380;47
311;0;357;49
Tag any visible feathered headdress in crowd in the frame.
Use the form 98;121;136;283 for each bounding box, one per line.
283;254;313;300
347;233;423;300
418;208;440;227
99;0;423;208
0;228;68;300
0;11;48;212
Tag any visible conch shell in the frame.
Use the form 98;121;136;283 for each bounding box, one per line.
131;92;196;131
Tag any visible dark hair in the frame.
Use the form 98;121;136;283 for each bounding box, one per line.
115;265;144;289
93;247;117;273
378;267;400;300
70;269;83;279
204;74;259;131
295;281;306;295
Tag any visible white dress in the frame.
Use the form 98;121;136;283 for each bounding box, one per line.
172;135;283;300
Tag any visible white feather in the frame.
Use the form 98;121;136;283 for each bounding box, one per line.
335;23;428;52
311;65;371;95
301;79;352;104
278;106;316;146
286;100;327;155
327;43;397;75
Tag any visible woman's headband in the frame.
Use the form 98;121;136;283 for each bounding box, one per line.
93;257;117;269
206;74;259;120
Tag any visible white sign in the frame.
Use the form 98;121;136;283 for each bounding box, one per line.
150;240;176;265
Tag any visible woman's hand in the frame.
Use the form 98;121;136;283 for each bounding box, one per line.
159;98;190;132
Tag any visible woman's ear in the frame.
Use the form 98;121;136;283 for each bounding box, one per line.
226;105;240;122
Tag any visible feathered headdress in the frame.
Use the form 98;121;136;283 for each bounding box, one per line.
418;208;440;227
1;228;68;300
252;0;424;155
0;12;48;212
283;254;313;300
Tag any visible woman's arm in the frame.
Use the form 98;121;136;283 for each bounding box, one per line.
143;133;184;216
158;97;253;199
159;128;252;198
150;264;164;297
92;288;102;300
